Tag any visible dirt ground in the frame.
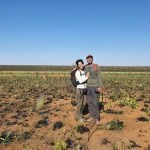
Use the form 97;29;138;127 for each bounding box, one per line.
0;72;150;150
0;95;149;150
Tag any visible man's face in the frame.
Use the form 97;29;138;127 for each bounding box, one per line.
86;57;93;64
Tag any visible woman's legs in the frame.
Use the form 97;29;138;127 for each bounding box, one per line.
75;88;85;120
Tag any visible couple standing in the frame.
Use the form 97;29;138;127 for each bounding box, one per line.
74;55;103;125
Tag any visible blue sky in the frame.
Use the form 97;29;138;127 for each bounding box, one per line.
0;0;150;66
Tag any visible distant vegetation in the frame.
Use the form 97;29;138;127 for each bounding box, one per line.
0;65;150;72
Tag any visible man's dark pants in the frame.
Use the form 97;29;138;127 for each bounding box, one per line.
87;86;100;120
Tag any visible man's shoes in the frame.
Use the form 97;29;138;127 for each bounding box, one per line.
96;119;101;125
87;118;101;125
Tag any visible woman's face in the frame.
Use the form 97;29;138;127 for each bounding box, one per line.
78;62;84;70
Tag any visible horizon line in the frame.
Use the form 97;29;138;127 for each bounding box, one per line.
0;64;150;67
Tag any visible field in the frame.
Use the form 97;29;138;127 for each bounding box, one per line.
0;68;150;150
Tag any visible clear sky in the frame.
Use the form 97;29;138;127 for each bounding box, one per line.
0;0;150;66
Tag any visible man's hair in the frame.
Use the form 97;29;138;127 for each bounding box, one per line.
86;55;93;59
76;59;84;66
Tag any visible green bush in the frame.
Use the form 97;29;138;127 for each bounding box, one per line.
106;120;124;131
119;96;137;109
36;97;44;110
55;141;67;150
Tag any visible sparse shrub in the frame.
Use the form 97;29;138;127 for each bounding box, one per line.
119;96;137;109
128;140;141;149
96;124;105;130
35;119;49;128
71;100;77;106
18;131;32;142
141;107;150;114
76;125;89;134
36;97;44;110
112;143;119;150
53;121;63;130
137;117;149;122
109;95;116;100
0;131;16;144
55;141;67;150
65;138;75;149
104;109;123;115
106;120;124;131
101;138;111;145
21;132;31;141
75;144;82;150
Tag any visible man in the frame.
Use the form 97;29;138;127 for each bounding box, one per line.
84;55;103;125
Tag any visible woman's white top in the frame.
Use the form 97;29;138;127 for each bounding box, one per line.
75;70;88;89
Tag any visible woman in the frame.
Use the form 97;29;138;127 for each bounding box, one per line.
75;59;90;122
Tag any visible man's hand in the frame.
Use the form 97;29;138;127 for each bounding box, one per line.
86;72;90;78
96;87;104;93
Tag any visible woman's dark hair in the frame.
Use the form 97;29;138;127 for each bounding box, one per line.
76;59;84;67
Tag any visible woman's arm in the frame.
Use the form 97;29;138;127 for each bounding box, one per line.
75;70;88;84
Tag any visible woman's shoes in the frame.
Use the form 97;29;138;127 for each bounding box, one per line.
79;118;84;122
87;118;95;122
75;117;84;123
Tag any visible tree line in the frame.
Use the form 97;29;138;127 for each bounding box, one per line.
0;65;150;72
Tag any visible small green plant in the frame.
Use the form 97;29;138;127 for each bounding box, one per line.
76;125;89;134
53;121;63;130
104;109;123;115
121;141;125;150
101;138;111;145
106;120;124;131
141;107;150;113
55;141;67;150
128;140;141;149
141;107;150;116
0;131;16;144
96;124;105;130
119;96;137;109
36;96;44;110
75;144;82;150
112;143;119;150
65;138;74;149
35;119;49;128
137;116;149;122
